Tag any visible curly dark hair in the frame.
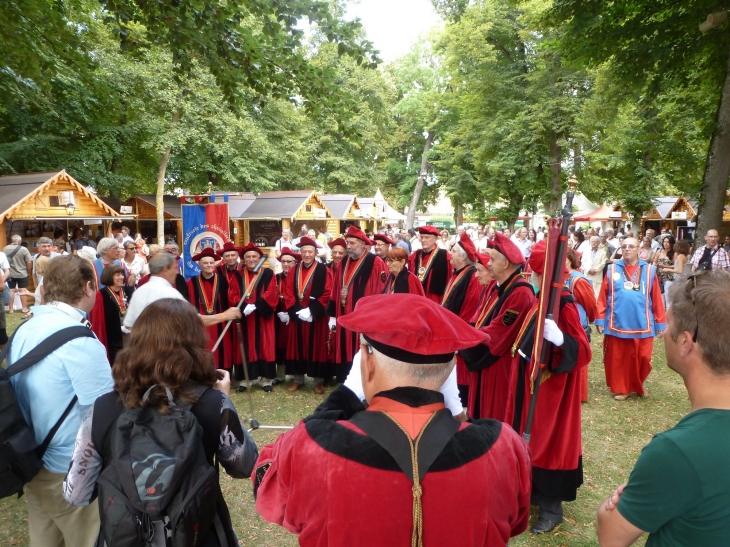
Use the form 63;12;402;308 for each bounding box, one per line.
112;298;216;413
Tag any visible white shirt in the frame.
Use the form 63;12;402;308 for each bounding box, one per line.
0;251;9;279
123;254;147;281
122;276;186;331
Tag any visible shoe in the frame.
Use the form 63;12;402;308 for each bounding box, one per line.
638;389;649;398
263;385;273;393
272;378;283;386
613;394;630;401
287;382;302;392
236;385;248;393
314;383;325;394
531;517;561;534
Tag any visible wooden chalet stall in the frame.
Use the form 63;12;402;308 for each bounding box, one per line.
641;197;678;236
359;189;405;233
319;194;365;236
231;190;333;260
217;192;256;246
573;203;629;232
665;196;698;241
0;170;128;250
122;195;182;244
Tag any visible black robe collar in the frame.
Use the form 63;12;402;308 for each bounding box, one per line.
373;387;444;407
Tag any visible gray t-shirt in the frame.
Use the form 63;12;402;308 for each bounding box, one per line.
2;244;32;278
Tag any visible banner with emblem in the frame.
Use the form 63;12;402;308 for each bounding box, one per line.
181;194;229;279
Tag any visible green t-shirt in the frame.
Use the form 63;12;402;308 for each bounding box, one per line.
617;409;730;546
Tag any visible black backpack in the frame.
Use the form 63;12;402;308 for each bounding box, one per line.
0;325;95;499
96;385;224;547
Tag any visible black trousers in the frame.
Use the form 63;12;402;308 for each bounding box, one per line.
532;492;563;522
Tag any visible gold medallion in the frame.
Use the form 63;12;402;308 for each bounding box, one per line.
418;266;426;280
340;286;348;306
298;293;305;302
623;281;633;291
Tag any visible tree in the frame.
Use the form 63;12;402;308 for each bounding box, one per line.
547;0;730;241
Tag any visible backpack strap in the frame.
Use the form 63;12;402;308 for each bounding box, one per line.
1;326;95;376
36;395;78;459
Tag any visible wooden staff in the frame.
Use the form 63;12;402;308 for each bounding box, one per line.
210;253;268;352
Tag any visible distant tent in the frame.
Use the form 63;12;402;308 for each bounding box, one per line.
574;204;619;222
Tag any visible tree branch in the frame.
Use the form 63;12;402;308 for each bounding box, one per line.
486;37;513;63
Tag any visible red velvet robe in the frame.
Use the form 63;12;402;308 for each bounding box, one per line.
275;272;291;366
567;274;596;402
186;273;234;370
240;267;278;379
460;271;535;421
407;247;452;304
325;253;386;381
441;266;482;391
219;265;244;369
506;289;591;502
381;269;425;295
253;387;532;546
284;261;333;379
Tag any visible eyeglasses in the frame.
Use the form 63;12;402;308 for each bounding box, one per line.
620;244;637;250
280;260;295;265
125;246;136;250
687;272;706;342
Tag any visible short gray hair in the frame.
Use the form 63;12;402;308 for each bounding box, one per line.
97;237;118;255
361;335;454;387
11;234;22;243
149;252;175;274
38;236;52;246
452;243;475;266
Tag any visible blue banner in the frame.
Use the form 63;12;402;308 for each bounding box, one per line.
181;201;229;279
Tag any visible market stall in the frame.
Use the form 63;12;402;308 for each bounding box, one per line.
319;194;365;236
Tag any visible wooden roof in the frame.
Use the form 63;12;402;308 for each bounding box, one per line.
319;194;361;219
234;190;332;220
0;170;121;222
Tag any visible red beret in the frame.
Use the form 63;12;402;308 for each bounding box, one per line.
239;242;264;257
192;247;221;262
527;240;568;279
373;234;393;245
338;294;491;364
220;241;239;255
328;237;346;250
418;226;441;237
475;252;491;269
279;248;301;261
344;225;370;244
488;232;525;265
297;236;320;249
455;231;477;263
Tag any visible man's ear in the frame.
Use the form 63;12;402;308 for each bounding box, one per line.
361;345;377;383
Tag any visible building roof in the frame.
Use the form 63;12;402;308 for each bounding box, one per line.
320;194;357;219
219;192;256;218
234;190;326;220
0;170;121;221
655;196;678;219
133;195;184;219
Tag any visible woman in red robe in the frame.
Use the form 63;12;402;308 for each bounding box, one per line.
381;247;424;295
186;248;234;371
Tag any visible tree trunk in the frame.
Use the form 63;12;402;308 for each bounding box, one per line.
455;200;463;228
156;109;181;245
545;129;562;216
405;130;435;229
696;44;730;245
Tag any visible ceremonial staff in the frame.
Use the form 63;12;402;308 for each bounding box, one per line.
523;176;578;443
210;253;268;352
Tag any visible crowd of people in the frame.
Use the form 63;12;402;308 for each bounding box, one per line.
0;219;729;547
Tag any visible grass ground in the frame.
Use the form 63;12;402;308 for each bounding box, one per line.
0;310;687;546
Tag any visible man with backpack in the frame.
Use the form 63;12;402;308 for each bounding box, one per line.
4;255;113;546
690;229;729;272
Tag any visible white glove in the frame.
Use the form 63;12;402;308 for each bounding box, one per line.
440;366;463;417
328;317;337;330
543;318;564;347
277;311;290;324
297;307;313;322
243;304;257;316
343;350;366;401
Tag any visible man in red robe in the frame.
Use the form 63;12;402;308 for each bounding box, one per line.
507;240;592;534
253;294;532;546
237;242;279;393
460;232;535;421
441;231;482;410
215;241;246;384
407;225;451;303
326;226;386;382
372;233;392;263
596;237;666;400
186;247;235;371
284;237;333;394
326;237;346;272
275;248;300;385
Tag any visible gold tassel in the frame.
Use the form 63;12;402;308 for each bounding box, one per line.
382;411;437;547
